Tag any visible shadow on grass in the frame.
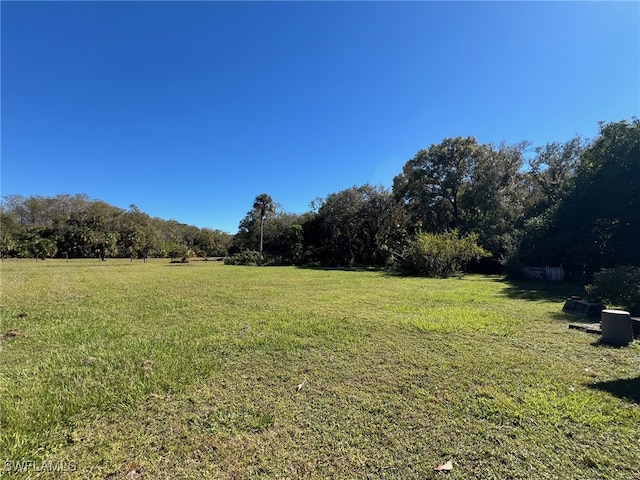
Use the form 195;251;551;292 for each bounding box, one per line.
296;265;385;273
498;277;585;303
550;311;585;323
589;376;640;404
590;335;640;347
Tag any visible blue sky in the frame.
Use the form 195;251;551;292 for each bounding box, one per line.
2;1;638;233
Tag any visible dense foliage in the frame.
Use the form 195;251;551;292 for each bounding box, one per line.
3;119;637;280
0;194;232;260
224;249;261;266
235;118;636;278
517;120;640;277
586;265;640;316
391;231;491;277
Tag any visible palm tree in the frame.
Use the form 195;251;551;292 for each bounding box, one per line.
252;193;275;264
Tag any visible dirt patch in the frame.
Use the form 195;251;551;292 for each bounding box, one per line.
1;329;23;340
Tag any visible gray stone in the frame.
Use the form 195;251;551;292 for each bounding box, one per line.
601;309;634;346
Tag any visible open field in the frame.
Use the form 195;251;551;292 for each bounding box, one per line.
1;259;639;479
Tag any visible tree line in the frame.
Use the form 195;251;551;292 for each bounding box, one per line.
0;194;232;261
2;119;638;279
229;118;639;279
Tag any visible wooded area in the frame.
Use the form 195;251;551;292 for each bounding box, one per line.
0;195;232;261
2;119;638;280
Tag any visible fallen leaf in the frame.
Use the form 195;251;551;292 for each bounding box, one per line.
126;469;142;479
143;359;154;375
125;464;143;479
434;460;453;472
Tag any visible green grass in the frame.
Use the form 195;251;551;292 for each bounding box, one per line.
1;259;638;479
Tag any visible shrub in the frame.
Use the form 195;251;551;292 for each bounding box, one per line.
503;254;526;279
392;231;491;277
224;250;260;266
166;243;191;262
585;265;640;316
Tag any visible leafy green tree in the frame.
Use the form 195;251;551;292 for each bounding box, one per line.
317;187;364;266
165;242;191;262
459;141;528;263
510;137;586;271
0;210;22;258
232;214;257;254
586;265;640;316
517;119;639;276
524;137;586;217
314;184;405;267
60;200;123;258
232;210;303;265
0;194;228;260
32;237;58;260
194;228;232;258
261;213;304;264
153;219;202;258
564;119;639;273
394;137;527;267
0;231;16;259
115;206;161;258
2;193;91;229
287;223;304;265
393;137;485;233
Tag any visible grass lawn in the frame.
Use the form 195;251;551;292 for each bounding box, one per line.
1;259;638;479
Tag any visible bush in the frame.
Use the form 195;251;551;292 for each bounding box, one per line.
392;231;491;277
585;265;640;316
166;243;192;263
169;256;189;264
224;250;260;266
503;254;526;279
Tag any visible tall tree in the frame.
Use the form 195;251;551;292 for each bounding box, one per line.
311;185;405;266
557;119;639;273
517;119;640;275
393;137;526;266
459;141;527;262
194;228;233;258
525;136;586;216
393;137;485;233
252;193;275;263
115;206;162;258
0;210;21;259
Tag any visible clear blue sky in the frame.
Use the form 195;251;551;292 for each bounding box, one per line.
2;1;638;233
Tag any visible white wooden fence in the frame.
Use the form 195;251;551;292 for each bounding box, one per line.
523;265;565;281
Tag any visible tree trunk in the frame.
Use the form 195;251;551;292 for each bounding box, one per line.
259;216;264;264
